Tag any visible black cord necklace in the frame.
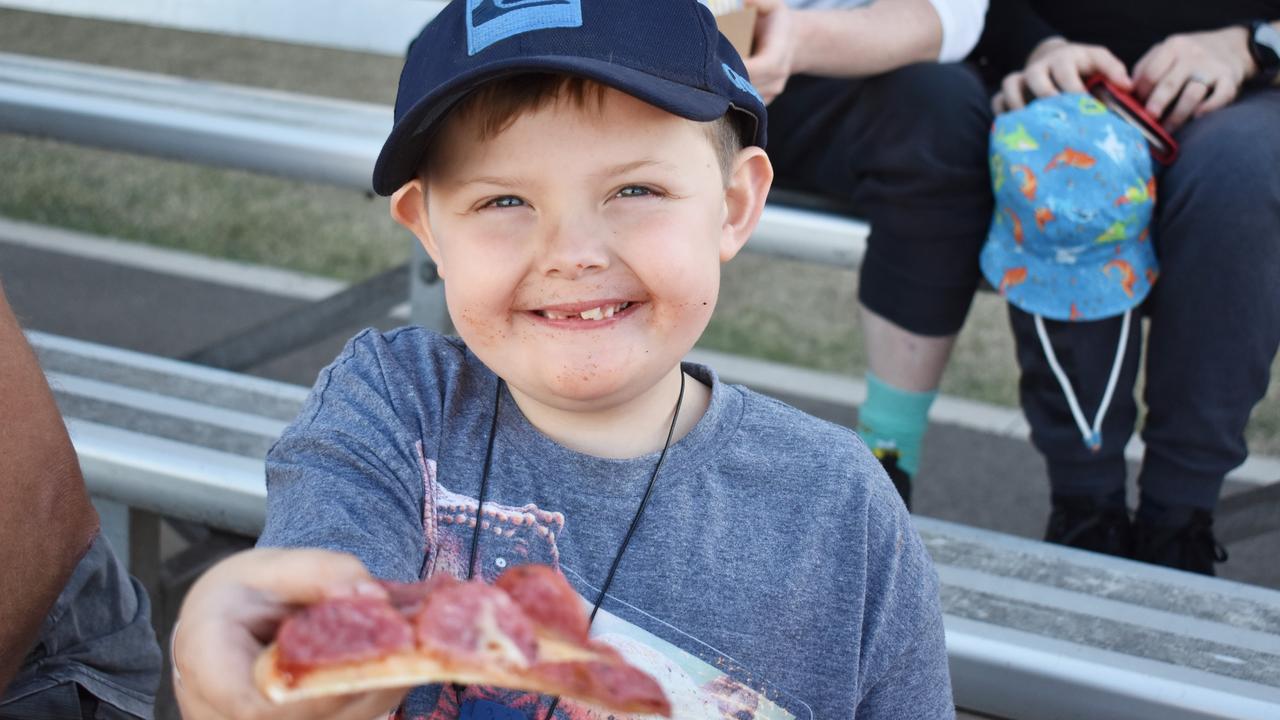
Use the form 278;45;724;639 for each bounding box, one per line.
456;371;687;720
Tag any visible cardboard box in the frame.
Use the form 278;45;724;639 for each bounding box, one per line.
714;7;757;57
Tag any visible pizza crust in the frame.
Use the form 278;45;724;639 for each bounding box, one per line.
254;643;507;703
255;631;662;713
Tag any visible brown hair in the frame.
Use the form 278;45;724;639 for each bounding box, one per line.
422;73;744;181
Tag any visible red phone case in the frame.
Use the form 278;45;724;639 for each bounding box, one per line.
1085;74;1179;165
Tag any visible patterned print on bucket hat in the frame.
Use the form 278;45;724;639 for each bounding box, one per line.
981;93;1158;323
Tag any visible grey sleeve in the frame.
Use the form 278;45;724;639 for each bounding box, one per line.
855;485;955;719
258;330;431;583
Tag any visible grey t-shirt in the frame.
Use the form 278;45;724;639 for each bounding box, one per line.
260;327;953;719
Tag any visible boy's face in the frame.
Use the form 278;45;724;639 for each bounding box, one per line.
393;87;770;415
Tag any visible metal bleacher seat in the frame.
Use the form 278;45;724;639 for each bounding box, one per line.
32;330;1280;719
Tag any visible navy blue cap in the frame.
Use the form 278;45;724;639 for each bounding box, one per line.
371;0;767;196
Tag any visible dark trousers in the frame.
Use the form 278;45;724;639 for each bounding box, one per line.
765;63;994;337
1010;88;1280;511
0;683;136;720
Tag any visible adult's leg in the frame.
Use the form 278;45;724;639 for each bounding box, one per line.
1008;309;1143;495
1134;89;1280;570
766;63;993;501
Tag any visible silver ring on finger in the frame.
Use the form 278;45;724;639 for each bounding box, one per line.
1187;73;1213;87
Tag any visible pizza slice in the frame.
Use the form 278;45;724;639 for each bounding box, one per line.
253;564;672;716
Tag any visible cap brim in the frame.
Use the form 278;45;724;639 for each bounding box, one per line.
372;56;733;196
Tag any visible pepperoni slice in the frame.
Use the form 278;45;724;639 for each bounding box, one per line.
530;659;672;716
413;582;537;665
276;596;414;674
382;574;459;617
493;565;589;642
263;565;671;715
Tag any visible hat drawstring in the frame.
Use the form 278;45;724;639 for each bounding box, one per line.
1033;310;1132;452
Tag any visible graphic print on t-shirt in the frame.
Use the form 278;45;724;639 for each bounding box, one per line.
409;445;811;719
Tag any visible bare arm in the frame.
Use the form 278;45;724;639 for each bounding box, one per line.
791;0;944;77
0;283;99;694
745;0;947;102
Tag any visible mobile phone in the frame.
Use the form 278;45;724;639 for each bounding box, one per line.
1085;74;1178;164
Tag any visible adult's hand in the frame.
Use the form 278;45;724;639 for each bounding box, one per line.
1132;27;1254;132
173;548;406;720
743;0;797;103
993;37;1131;113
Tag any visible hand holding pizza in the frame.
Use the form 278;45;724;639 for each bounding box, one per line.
173;548;407;720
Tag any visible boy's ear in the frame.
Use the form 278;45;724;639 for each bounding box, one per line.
390;179;445;275
720;146;773;262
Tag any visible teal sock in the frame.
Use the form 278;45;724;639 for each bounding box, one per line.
857;372;937;477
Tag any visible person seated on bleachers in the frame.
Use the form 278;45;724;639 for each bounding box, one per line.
974;0;1280;574
0;283;162;718
743;0;993;509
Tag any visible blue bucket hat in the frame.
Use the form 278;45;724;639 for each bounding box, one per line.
981;93;1159;322
371;0;768;196
981;93;1160;450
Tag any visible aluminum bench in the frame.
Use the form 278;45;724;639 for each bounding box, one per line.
33;330;1280;720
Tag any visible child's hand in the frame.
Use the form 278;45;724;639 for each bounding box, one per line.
173;548;407;720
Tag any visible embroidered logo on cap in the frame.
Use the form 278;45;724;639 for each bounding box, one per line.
722;63;763;103
467;0;583;56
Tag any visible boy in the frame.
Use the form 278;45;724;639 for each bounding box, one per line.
173;1;953;718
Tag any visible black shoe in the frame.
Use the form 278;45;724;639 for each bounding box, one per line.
1132;509;1228;576
1044;493;1133;558
873;446;912;511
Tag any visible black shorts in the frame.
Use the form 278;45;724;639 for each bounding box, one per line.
766;63;994;336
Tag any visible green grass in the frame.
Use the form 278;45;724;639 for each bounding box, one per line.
0;135;407;281
707;254;1023;408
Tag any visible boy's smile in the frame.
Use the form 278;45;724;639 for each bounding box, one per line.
393;86;770;454
529;300;636;324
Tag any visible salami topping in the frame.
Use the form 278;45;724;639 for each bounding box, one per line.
413;581;537;666
531;659;671;715
382;574;459;617
276;596;413;675
257;564;671;715
493;564;589;642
